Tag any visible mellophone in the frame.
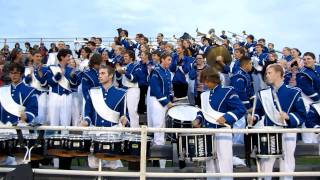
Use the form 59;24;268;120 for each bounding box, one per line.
0;132;152;160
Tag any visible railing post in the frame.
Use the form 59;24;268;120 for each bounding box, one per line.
140;125;147;180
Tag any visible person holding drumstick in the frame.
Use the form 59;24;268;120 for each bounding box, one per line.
193;67;246;180
247;64;306;180
81;64;128;169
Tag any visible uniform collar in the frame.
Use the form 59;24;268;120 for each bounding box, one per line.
211;84;221;93
271;82;284;93
11;81;23;89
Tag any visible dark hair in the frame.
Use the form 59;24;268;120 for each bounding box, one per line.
292;48;301;56
235;48;246;56
31;49;42;56
87;41;96;47
96;37;102;42
89;53;102;68
124;50;135;61
100;64;115;77
160;52;171;61
258;38;266;43
57;49;72;61
82;47;92;59
9;62;25;74
247;35;254;41
267;64;284;77
143;37;149;43
303;52;316;60
25;42;31;47
141;51;151;60
255;44;264;48
200;67;221;84
240;56;251;67
10;48;22;61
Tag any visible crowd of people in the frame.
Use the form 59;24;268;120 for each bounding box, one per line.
0;28;319;180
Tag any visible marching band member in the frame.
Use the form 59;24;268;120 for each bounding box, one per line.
0;62;38;125
47;41;66;65
282;47;293;62
244;35;256;57
149;52;174;168
24;50;49;125
81;53;102;102
296;52;320;143
247;64;306;180
81;65;128;169
170;45;193;98
79;47;92;72
47;49;77;128
230;48;245;75
115;50;140;128
137;51;150;114
193;67;246;180
230;56;254;109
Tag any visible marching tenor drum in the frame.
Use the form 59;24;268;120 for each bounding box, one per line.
12;134;45;160
66;135;92;156
93;133;123;156
250;126;283;158
166;104;199;141
178;133;215;161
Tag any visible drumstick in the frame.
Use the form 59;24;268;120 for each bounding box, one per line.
272;90;287;126
249;96;257;128
194;106;231;128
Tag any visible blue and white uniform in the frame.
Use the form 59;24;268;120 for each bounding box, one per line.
253;84;306;180
196;85;246;180
47;64;78;128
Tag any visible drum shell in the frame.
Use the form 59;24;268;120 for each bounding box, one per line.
127;139;151;157
250;132;282;157
178;134;215;161
46;136;67;150
93;139;122;155
66;138;92;152
13;135;44;156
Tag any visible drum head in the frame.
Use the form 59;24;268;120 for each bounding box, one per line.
167;105;198;121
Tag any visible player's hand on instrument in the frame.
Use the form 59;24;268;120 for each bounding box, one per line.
167;102;174;109
247;114;256;126
20;111;27;123
217;116;227;125
192;119;201;128
120;116;128;126
279;111;289;123
80;119;89;127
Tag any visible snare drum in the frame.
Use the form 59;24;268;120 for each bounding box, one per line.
178;134;215;161
93;133;123;156
250;127;283;158
166;105;199;141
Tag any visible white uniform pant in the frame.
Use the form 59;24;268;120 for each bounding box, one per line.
206;132;233;180
48;92;72;131
260;133;297;180
146;88;152;127
150;96;167;146
35;92;48;125
71;92;82;126
301;123;318;143
127;87;140;128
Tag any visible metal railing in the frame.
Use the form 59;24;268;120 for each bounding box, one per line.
0;125;319;180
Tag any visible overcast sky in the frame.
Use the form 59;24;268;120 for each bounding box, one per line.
1;0;320;55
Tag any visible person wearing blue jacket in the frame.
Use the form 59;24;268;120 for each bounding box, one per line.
193;67;246;180
247;64;306;180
